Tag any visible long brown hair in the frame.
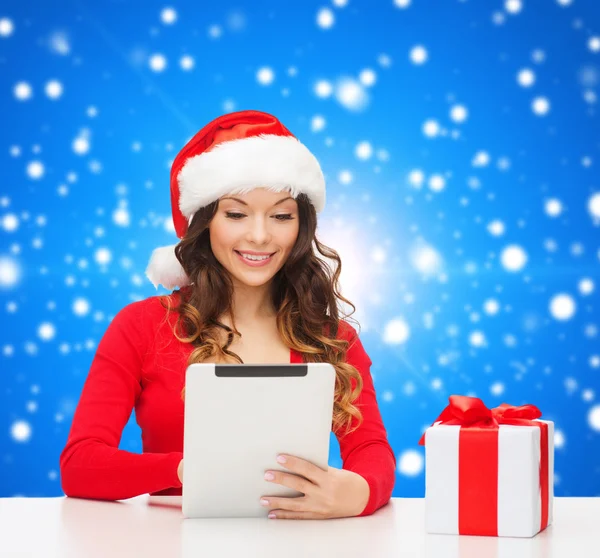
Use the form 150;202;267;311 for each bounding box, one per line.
158;193;365;437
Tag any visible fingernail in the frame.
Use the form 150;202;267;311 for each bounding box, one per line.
268;513;277;519
260;499;269;506
264;472;275;481
276;455;287;464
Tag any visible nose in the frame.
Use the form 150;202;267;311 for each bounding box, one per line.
245;214;271;245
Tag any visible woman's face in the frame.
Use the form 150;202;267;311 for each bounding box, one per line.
209;188;300;287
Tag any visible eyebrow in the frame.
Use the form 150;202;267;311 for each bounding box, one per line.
220;196;294;207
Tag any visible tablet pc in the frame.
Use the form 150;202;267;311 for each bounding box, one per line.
181;362;336;518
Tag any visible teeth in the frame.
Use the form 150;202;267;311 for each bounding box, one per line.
240;252;271;261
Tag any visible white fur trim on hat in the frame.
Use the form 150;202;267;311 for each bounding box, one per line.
177;134;326;217
145;244;191;290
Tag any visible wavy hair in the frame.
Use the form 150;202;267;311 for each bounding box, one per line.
158;193;365;437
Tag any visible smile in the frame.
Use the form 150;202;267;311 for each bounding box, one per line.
234;250;276;267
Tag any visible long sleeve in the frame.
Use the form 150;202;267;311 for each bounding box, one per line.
337;325;397;517
59;300;183;500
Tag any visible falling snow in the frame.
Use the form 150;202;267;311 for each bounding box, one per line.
1;0;598;500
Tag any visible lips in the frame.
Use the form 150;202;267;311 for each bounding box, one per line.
234;250;276;267
234;251;276;257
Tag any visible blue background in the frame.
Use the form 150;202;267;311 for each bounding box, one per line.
1;0;599;497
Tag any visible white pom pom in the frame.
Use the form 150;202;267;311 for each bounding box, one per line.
145;244;191;290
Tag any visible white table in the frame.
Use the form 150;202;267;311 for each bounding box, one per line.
0;496;597;557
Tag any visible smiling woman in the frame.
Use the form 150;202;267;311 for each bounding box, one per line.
166;184;368;438
59;110;396;519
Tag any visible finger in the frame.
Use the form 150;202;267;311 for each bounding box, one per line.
265;470;313;494
260;495;310;513
276;455;326;486
268;509;327;520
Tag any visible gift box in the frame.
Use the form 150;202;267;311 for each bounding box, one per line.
419;395;554;538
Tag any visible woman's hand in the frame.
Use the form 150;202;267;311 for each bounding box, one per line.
260;454;370;519
177;459;183;484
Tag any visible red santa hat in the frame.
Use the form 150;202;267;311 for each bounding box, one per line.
145;110;326;290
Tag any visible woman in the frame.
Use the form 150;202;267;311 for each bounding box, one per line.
59;110;396;519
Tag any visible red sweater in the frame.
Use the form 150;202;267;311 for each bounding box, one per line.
59;290;396;516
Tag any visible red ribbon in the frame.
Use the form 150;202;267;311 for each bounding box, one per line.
419;395;549;536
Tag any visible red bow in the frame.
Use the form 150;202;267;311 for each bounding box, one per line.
418;395;542;445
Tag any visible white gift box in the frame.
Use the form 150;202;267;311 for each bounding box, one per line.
425;420;554;538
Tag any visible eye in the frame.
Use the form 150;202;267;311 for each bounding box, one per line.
225;212;294;221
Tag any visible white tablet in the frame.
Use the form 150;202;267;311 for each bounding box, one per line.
181;362;336;518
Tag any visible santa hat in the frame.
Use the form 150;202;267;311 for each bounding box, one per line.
145;110;326;290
